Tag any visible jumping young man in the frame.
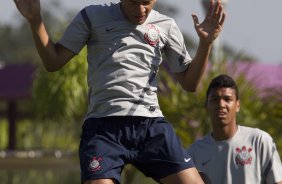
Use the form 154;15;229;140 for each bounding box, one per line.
14;0;225;183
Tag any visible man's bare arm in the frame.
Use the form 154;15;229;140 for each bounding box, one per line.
175;0;226;92
14;0;75;72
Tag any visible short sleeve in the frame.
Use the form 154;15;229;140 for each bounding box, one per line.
58;8;91;54
163;20;192;73
260;131;282;183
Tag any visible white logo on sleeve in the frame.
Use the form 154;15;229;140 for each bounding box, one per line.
184;157;191;162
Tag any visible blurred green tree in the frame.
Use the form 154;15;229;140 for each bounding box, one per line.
1;1;281;183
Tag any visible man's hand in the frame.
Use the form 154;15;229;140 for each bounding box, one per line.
192;0;226;44
14;0;42;23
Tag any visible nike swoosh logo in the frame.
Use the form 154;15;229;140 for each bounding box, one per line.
202;159;211;166
106;27;115;32
184;158;191;162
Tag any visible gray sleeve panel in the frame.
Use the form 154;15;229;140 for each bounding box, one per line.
164;20;191;73
58;9;91;54
260;132;282;183
81;8;91;31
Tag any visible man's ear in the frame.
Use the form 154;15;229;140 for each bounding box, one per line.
236;100;240;112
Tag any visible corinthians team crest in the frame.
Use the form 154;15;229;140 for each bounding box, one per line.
235;146;253;166
88;156;102;172
144;24;160;46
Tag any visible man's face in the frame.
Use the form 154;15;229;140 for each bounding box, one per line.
120;0;157;25
206;87;240;127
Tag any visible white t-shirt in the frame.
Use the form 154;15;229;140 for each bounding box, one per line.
187;125;282;184
59;2;192;119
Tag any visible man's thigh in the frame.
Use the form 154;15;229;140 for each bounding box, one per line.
134;118;195;181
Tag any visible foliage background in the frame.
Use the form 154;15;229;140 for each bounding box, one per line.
0;1;281;183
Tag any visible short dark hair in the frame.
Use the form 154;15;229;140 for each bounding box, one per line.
206;74;239;100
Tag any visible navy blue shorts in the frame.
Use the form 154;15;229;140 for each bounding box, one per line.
79;116;194;184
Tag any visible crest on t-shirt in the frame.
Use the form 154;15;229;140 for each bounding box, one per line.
235;146;253;166
88;156;103;172
144;24;160;46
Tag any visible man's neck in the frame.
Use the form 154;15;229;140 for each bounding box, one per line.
212;124;238;141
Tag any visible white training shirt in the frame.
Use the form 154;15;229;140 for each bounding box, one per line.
59;2;192;118
187;125;282;184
